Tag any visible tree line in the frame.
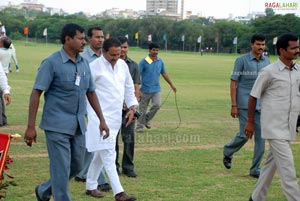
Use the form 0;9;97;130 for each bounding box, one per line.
1;7;300;54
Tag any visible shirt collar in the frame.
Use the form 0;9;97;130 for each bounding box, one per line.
278;59;299;71
60;48;83;63
87;47;100;58
249;51;266;61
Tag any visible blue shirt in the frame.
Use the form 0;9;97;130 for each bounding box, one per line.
81;47;100;63
231;51;270;110
139;55;166;93
33;48;95;135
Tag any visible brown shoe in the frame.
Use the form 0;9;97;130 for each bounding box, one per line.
115;192;136;201
86;189;104;198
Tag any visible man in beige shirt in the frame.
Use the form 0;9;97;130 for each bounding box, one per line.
245;33;300;201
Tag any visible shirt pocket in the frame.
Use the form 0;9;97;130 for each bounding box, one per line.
271;80;290;97
59;73;76;91
81;72;90;90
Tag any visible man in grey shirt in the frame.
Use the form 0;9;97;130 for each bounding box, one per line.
24;23;109;201
246;33;300;201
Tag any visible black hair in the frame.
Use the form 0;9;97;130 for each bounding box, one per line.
276;33;298;55
250;34;266;43
149;42;159;50
1;37;11;49
117;36;129;44
60;23;84;44
102;37;121;52
87;26;102;37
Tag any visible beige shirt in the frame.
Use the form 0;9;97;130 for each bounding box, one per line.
250;59;300;141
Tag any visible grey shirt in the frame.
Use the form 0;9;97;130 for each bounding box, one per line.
231;51;270;110
34;48;95;135
250;60;300;141
124;56;140;85
81;47;100;63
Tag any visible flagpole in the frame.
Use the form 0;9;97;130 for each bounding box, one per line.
165;40;167;52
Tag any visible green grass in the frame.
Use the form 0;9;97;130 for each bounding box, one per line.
1;40;299;200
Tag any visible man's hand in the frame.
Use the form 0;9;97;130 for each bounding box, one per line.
3;94;11;105
171;85;177;93
124;109;135;127
24;126;37;147
99;121;109;139
231;106;238;118
245;122;254;139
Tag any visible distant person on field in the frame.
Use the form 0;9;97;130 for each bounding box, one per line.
246;33;300;201
223;34;270;179
0;22;6;36
8;43;20;72
115;36;141;178
0;36;12;126
24;23;109;201
75;26;112;192
136;42;177;133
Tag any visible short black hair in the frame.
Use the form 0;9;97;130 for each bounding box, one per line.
276;33;298;55
0;37;11;49
250;34;266;43
102;37;121;52
149;42;159;50
117;36;128;44
87;26;102;37
60;23;84;44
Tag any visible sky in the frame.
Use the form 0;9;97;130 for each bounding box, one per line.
1;0;300;18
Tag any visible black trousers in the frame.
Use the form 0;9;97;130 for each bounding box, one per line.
115;110;136;172
0;90;7;126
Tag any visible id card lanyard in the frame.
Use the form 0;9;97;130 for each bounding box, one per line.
75;64;80;86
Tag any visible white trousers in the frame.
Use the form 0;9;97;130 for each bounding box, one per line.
252;139;300;201
86;148;124;195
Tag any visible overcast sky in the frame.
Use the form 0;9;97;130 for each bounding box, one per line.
1;0;299;18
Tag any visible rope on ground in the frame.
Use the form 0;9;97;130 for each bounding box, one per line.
160;89;181;130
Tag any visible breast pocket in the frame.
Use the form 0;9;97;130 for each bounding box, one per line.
271;80;290;97
60;73;76;91
81;73;90;90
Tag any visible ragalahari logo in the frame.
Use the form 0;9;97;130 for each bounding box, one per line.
265;2;298;10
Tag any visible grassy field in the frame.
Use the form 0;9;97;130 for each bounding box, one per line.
1;40;299;201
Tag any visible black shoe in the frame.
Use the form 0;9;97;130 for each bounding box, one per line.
145;121;151;129
35;185;42;201
249;196;253;201
98;183;111;192
74;176;86;182
250;173;260;179
35;185;50;201
223;156;232;169
123;170;137;178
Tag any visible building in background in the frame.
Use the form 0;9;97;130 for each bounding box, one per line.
146;0;178;14
146;0;182;20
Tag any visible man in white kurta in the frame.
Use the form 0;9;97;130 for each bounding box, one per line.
86;38;138;201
